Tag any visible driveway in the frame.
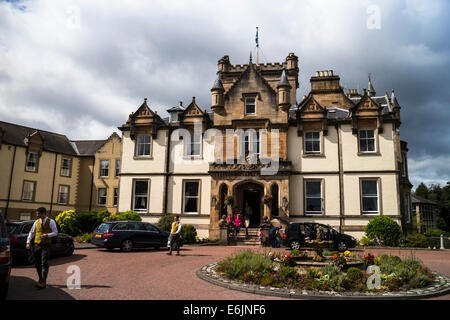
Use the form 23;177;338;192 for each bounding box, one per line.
6;245;450;300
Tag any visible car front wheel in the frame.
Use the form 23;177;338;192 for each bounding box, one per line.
120;240;133;252
337;241;348;252
63;242;74;256
289;240;301;250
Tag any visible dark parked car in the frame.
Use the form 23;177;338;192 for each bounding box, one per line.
91;221;170;252
0;211;11;300
6;220;75;264
283;222;357;252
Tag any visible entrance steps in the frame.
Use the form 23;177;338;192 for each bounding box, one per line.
231;228;261;246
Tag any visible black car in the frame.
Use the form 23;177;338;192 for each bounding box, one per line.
283;222;357;252
0;211;11;300
6;220;75;264
91;221;170;252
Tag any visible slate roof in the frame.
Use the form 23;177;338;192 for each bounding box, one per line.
0;121;78;156
411;193;438;206
326;107;350;119
349;95;392;114
71;140;107;156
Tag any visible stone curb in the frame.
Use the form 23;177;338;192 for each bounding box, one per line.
74;243;98;250
197;263;450;300
357;246;449;251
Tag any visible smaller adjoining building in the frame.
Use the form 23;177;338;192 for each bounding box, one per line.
411;193;439;233
0;120;120;220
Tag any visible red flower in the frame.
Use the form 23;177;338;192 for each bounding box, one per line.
333;254;338;259
286;254;292;258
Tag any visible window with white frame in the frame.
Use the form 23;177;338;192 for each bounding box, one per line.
22;181;35;201
185;134;201;157
115;159;120;177
305;132;321;154
404;193;411;223
183;181;199;214
170;112;178;123
99;160;109;178
361;179;379;214
98;188;107;206
113;188;119;207
25;152;39;172
245;97;256;115
61;158;72;177
359;130;376;153
136;135;151;156
133;180;149;213
58;185;69;204
243;131;260;156
305;180;322;215
401;153;407;177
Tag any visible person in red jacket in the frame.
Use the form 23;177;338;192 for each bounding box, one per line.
234;214;242;240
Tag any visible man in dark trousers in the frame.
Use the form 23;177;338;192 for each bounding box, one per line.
26;207;58;289
167;215;182;256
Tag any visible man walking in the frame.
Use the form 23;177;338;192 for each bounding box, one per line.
244;202;252;238
26;207;58;289
167;215;182;256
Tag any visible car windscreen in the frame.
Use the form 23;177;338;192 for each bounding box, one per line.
97;223;111;233
6;223;22;235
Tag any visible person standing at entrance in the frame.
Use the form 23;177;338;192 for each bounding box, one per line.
168;215;182;255
26;207;58;289
244;202;252;238
234;214;242;240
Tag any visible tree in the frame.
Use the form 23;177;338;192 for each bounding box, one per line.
414;183;429;199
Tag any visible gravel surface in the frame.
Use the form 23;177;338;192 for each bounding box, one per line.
6;245;450;300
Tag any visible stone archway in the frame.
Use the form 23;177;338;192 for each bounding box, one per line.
232;180;265;227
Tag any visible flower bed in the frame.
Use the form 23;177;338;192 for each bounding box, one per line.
216;250;435;293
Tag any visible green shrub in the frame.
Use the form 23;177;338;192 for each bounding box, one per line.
290;249;301;257
181;225;197;244
75;210;110;234
393;263;416;282
157;214;175;232
329;274;352;291
321;265;340;278
74;233;93;243
409;273;432;288
377;254;402;274
218;251;273;279
306;267;321;279
118;210;142;221
346;267;364;282
360;236;377;246
260;273;275;286
402;258;423;270
364;216;402;247
424;228;447;237
280;267;298;281
55;210;79;236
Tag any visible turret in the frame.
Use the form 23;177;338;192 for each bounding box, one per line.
211;74;225;113
286;53;298;70
368;74;376;97
217;55;231;72
277;69;291;111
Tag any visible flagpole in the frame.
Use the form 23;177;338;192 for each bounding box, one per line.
256;27;259;65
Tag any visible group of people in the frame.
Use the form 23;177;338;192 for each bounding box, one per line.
227;202;254;240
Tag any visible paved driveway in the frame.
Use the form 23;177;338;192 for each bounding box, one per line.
6;245;450;300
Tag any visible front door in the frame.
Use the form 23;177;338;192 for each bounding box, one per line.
243;189;261;227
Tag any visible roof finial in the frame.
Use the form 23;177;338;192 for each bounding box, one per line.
249;51;252;63
368;73;376;97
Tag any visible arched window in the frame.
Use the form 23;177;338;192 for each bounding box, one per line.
271;184;279;217
220;184;228;218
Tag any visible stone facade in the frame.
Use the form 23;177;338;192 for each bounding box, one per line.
117;52;413;240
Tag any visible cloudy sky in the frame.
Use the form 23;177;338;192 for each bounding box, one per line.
0;0;449;188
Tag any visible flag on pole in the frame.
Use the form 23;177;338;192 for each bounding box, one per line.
255;27;259;48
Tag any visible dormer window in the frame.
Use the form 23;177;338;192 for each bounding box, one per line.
305;132;321;154
359;130;376;153
170;112;179;123
136;135;151;157
25;152;39;172
245;97;256;115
